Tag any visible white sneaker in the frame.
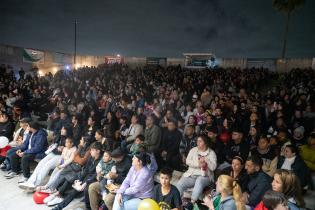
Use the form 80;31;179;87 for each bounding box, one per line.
18;182;35;190
43;194;56;204
40;188;56;194
47;196;63;206
18;176;28;183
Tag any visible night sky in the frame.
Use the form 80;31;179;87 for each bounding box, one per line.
1;0;315;58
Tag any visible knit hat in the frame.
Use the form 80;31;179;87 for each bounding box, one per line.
293;126;305;139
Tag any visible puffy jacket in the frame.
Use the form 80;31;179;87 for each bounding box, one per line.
17;128;48;159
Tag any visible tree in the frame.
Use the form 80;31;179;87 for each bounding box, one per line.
272;0;305;58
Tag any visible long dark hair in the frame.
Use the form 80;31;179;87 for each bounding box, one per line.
134;152;151;166
197;134;210;149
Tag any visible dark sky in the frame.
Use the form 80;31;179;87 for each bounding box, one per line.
1;0;315;58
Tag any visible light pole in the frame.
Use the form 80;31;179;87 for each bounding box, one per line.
74;20;77;69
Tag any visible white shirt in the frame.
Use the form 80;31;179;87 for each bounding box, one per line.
281;156;296;170
28;133;34;150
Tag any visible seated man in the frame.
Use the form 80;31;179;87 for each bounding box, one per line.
158;119;182;170
179;125;197;168
5;121;48;182
1;117;31;171
153;167;182;210
88;147;132;210
219;127;249;171
251;135;278;177
243;155;272;208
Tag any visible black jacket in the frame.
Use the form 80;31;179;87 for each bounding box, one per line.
247;171;272;207
0;120;15;139
277;155;309;188
223;139;250;164
79;155;102;184
161;129;182;156
115;155;132;184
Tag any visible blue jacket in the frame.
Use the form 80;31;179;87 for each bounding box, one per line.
219;195;236;210
17;128;48;159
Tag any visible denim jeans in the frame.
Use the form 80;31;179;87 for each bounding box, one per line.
112;194;142;210
176;175;211;201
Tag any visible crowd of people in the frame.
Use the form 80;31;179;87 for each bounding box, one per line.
0;63;314;210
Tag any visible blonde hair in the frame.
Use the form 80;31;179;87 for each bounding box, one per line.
217;175;246;210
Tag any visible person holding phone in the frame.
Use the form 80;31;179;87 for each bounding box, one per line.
202;175;245;210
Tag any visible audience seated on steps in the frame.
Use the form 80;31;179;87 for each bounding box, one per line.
6;121;48;182
0;65;314;210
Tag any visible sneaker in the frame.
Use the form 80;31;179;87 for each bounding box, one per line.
36;185;47;192
5;171;19;179
18;182;35;191
51;206;62;210
0;163;6;169
40;188;56;194
43;194;56;204
47;196;64;206
18;176;28;183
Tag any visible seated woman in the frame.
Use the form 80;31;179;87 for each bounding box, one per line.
95;129;111;152
202;174;245;210
184;115;200;135
47;142;103;210
176;135;217;203
112;151;154;210
255;169;305;210
221;156;249;192
271;169;305;208
277;144;309;189
18;126;72;189
36;135;91;193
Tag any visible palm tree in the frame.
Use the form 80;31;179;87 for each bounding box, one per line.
272;0;305;58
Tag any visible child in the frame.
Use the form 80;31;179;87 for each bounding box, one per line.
129;135;145;156
35;138;77;192
57;138;77;169
96;151;115;200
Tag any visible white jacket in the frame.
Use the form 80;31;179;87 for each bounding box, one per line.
183;147;217;181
